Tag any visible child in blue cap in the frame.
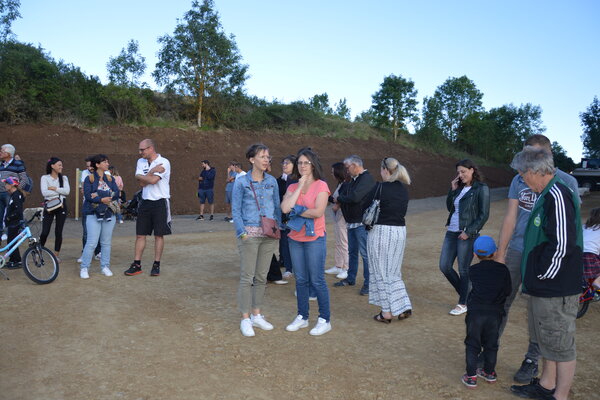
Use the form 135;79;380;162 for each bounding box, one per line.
461;235;512;389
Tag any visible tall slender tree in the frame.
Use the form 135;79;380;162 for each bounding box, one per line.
370;74;418;141
0;0;20;41
581;96;600;158
107;39;146;87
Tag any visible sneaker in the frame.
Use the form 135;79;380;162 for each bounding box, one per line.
223;217;231;222
6;261;22;269
229;219;234;223
513;358;539;384
77;256;83;263
309;296;317;301
282;271;293;279
119;220;124;224
461;374;477;389
325;266;342;275
286;315;309;332
336;269;348;279
359;285;369;296
476;368;497;383
251;314;274;330
273;280;288;285
449;304;468;315
151;263;160;276
209;215;214;221
101;267;113;277
309;317;331;336
80;268;89;279
333;279;355;287
510;378;555;399
94;252;102;261
124;263;142;276
196;215;204;221
240;318;255;337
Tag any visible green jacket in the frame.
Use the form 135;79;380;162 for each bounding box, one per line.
445;181;490;238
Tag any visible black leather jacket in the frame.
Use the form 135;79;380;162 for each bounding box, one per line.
445;181;490;238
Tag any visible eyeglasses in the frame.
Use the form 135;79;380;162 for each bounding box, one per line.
297;161;312;166
138;146;150;153
256;155;272;161
282;161;291;165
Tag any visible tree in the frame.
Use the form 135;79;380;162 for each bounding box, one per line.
581;96;600;158
370;74;418;141
334;98;350;120
153;0;247;128
0;0;20;42
309;93;332;114
552;141;576;172
424;76;484;142
107;39;146;87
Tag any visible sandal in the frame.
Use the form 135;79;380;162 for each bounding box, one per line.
374;311;392;324
397;310;412;320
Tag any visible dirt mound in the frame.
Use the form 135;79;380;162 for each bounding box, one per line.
1;124;513;214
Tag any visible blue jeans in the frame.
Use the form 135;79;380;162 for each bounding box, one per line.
439;230;475;305
81;213;101;255
347;225;369;287
81;215;116;270
289;236;330;322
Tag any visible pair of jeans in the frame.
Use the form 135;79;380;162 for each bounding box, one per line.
237;236;278;314
289;236;330;321
347;225;369;287
465;311;502;376
80;215;115;270
439;230;475;305
81;213;100;256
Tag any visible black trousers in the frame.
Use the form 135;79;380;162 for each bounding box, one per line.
7;225;21;263
40;203;68;252
267;254;282;281
464;310;502;376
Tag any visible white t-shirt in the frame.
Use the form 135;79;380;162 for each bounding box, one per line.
234;170;247;180
448;186;472;232
135;154;171;200
583;226;600;255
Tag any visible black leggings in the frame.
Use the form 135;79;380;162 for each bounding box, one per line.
40;202;67;252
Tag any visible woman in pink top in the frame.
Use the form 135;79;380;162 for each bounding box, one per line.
281;148;332;336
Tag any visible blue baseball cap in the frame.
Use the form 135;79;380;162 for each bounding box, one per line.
474;235;497;257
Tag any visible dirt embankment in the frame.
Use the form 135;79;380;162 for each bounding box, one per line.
1;124;513;214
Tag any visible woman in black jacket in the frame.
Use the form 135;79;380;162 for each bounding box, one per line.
439;159;490;316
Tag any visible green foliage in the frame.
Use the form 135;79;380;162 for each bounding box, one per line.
308;93;332;114
107;39;146;87
552;141;576;172
101;84;154;123
334;98;351;120
370;74;418;141
0;0;20;42
153;0;248;127
581;96;600;158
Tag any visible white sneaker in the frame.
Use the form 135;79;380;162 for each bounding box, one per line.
286;315;309;332
273;280;288;285
251;314;274;330
282;271;293;279
94;252;102;261
449;304;468;316
336;269;348;279
294;290;317;300
77;255;83;263
101;267;113;277
309;317;332;336
325;266;342;275
240;318;255;337
80;268;89;279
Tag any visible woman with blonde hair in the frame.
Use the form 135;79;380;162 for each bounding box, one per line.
364;157;413;323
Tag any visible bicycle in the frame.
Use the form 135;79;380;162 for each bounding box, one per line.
576;278;600;319
0;209;59;284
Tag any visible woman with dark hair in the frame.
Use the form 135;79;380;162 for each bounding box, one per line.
279;154;297;279
439;159;490;315
80;154;120;279
40;157;70;261
325;162;350;279
281;148;332;336
232;143;281;337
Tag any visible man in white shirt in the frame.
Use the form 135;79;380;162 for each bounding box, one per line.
124;139;171;277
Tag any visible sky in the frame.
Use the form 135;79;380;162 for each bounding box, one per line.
12;0;600;160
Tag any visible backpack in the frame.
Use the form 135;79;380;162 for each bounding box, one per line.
20;173;34;196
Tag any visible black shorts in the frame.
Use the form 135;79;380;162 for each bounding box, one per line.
136;199;172;236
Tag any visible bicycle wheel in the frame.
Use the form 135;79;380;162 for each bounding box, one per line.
577;298;589;319
22;245;59;284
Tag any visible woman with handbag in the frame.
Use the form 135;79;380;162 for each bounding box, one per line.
281;148;332;336
40;157;70;261
79;154;120;279
439;159;490;316
364;157;413;323
232;143;282;337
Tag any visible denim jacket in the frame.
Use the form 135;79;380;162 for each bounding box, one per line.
286;205;315;236
232;170;281;238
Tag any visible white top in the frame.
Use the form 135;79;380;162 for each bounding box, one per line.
81;169;91;184
448;186;472;232
234;170;247;180
583;226;600;255
135;154;171;200
40;174;70;201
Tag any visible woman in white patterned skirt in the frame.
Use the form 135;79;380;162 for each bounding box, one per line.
363;157;412;323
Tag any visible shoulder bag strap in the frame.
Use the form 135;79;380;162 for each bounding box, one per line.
374;182;382;200
248;180;263;215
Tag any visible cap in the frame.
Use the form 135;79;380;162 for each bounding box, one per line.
474;235;497;257
2;176;19;186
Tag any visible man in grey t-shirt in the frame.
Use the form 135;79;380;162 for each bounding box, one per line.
495;134;579;383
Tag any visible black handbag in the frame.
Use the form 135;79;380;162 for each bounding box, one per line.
44;198;63;212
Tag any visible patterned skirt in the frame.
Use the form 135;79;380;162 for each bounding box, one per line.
583;252;600;280
367;225;412;315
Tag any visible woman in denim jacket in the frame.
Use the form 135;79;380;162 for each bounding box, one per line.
439;159;490;316
80;154;120;280
232;143;282;337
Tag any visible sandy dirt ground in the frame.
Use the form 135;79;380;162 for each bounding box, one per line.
1;193;598;400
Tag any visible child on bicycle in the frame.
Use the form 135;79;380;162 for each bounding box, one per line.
3;176;24;269
462;235;512;389
583;207;600;290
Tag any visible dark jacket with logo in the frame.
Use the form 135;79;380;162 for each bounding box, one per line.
445;181;490;238
337;170;376;224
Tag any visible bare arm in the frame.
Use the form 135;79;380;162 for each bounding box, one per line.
495;199;519;263
281;185;302;214
300;191;328;218
136;163;164;186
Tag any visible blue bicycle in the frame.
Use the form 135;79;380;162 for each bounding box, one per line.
0;210;59;284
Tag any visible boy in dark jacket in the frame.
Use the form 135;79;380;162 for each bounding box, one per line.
462;235;512;389
3;177;24;268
